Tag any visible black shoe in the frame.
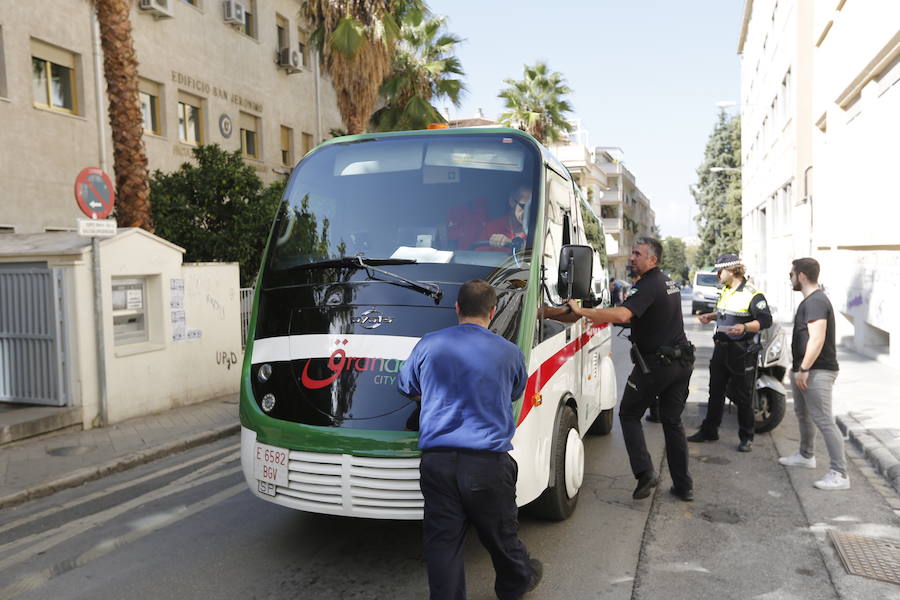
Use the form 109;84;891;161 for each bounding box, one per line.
527;558;543;593
738;440;753;453
632;471;659;499
687;429;719;443
670;486;694;502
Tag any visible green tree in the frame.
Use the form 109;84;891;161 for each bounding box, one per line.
661;236;688;283
150;145;284;286
303;0;421;134
498;62;574;145
691;112;742;269
370;12;465;131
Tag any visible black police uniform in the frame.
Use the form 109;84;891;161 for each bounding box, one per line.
692;279;772;444
620;266;695;494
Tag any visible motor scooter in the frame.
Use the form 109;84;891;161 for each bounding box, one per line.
748;318;790;432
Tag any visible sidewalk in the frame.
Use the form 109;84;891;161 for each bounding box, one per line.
0;394;239;510
832;347;900;493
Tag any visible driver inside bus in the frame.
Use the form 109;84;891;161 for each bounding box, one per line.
477;185;531;251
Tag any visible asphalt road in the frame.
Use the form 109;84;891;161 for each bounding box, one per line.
2;296;900;599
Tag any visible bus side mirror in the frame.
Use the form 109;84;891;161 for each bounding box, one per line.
558;245;593;300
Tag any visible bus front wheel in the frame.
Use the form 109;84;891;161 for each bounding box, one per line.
530;405;582;520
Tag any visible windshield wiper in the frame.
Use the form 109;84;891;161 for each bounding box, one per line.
286;257;417;270
286;255;443;304
354;255;443;304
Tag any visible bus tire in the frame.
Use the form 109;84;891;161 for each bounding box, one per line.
530;405;582;521
588;408;614;435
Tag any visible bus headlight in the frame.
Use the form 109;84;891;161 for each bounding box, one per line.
261;393;276;412
257;363;273;383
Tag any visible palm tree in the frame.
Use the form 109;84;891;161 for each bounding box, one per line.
498;62;574;145
92;0;153;231
303;0;421;135
370;13;465;132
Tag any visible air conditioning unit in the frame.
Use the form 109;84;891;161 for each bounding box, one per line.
278;47;302;73
223;0;245;25
138;0;173;19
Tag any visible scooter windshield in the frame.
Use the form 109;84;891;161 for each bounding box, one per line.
266;133;541;284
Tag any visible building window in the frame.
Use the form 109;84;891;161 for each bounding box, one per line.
280;125;293;165
302;132;314;155
178;92;203;144
276;14;289;50
242;0;257;38
112;278;149;346
297;28;309;67
240;112;259;158
0;225;15;234
139;78;162;135
31;39;77;114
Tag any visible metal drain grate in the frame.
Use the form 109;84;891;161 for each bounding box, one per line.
829;531;900;585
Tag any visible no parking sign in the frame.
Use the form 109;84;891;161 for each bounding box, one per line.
74;167;115;220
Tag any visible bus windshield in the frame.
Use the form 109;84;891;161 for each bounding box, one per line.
267;133;541;280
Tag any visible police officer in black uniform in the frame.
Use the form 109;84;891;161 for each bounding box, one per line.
687;253;772;452
568;237;695;501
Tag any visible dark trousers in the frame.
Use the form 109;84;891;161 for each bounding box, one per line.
419;450;532;600
700;342;757;442
620;361;693;492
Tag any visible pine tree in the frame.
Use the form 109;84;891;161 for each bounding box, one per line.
692;112;742;269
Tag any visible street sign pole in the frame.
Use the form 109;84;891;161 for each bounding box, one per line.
74;166;116;427
92;235;109;426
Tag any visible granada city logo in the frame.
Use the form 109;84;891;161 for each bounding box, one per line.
300;338;405;389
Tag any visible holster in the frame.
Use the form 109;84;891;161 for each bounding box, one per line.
658;343;695;367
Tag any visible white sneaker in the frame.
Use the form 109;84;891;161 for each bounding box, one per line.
778;452;817;469
814;470;850;491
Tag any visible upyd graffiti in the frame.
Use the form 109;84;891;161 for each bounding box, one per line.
301;338;405;389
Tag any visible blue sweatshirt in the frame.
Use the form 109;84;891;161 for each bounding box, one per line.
397;323;527;452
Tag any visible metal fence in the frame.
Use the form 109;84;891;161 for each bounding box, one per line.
239;287;254;348
0;266;68;405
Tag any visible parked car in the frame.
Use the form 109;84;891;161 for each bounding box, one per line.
691;270;720;314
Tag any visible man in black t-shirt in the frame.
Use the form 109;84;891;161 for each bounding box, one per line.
568;237;695;502
777;258;848;490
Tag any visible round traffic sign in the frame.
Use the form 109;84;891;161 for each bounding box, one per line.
74;167;115;219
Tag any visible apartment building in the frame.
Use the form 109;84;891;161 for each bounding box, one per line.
0;0;342;234
595;151;656;281
739;0;900;364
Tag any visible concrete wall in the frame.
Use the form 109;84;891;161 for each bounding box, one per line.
100;233;240;423
0;230;240;425
0;0;343;234
739;0;900;365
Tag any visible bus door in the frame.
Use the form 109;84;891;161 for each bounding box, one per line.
542;168;583;406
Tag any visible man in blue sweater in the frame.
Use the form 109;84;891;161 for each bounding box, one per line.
398;279;542;600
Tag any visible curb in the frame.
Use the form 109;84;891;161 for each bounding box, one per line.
837;413;900;495
0;423;240;511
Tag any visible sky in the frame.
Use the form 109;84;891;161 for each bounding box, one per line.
426;0;743;238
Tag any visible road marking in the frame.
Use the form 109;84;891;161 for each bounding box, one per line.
0;458;241;571
0;444;238;536
0;483;245;600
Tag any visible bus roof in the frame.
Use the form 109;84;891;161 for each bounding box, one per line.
313;127;572;182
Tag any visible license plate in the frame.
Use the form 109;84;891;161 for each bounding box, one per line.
254;442;289;489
